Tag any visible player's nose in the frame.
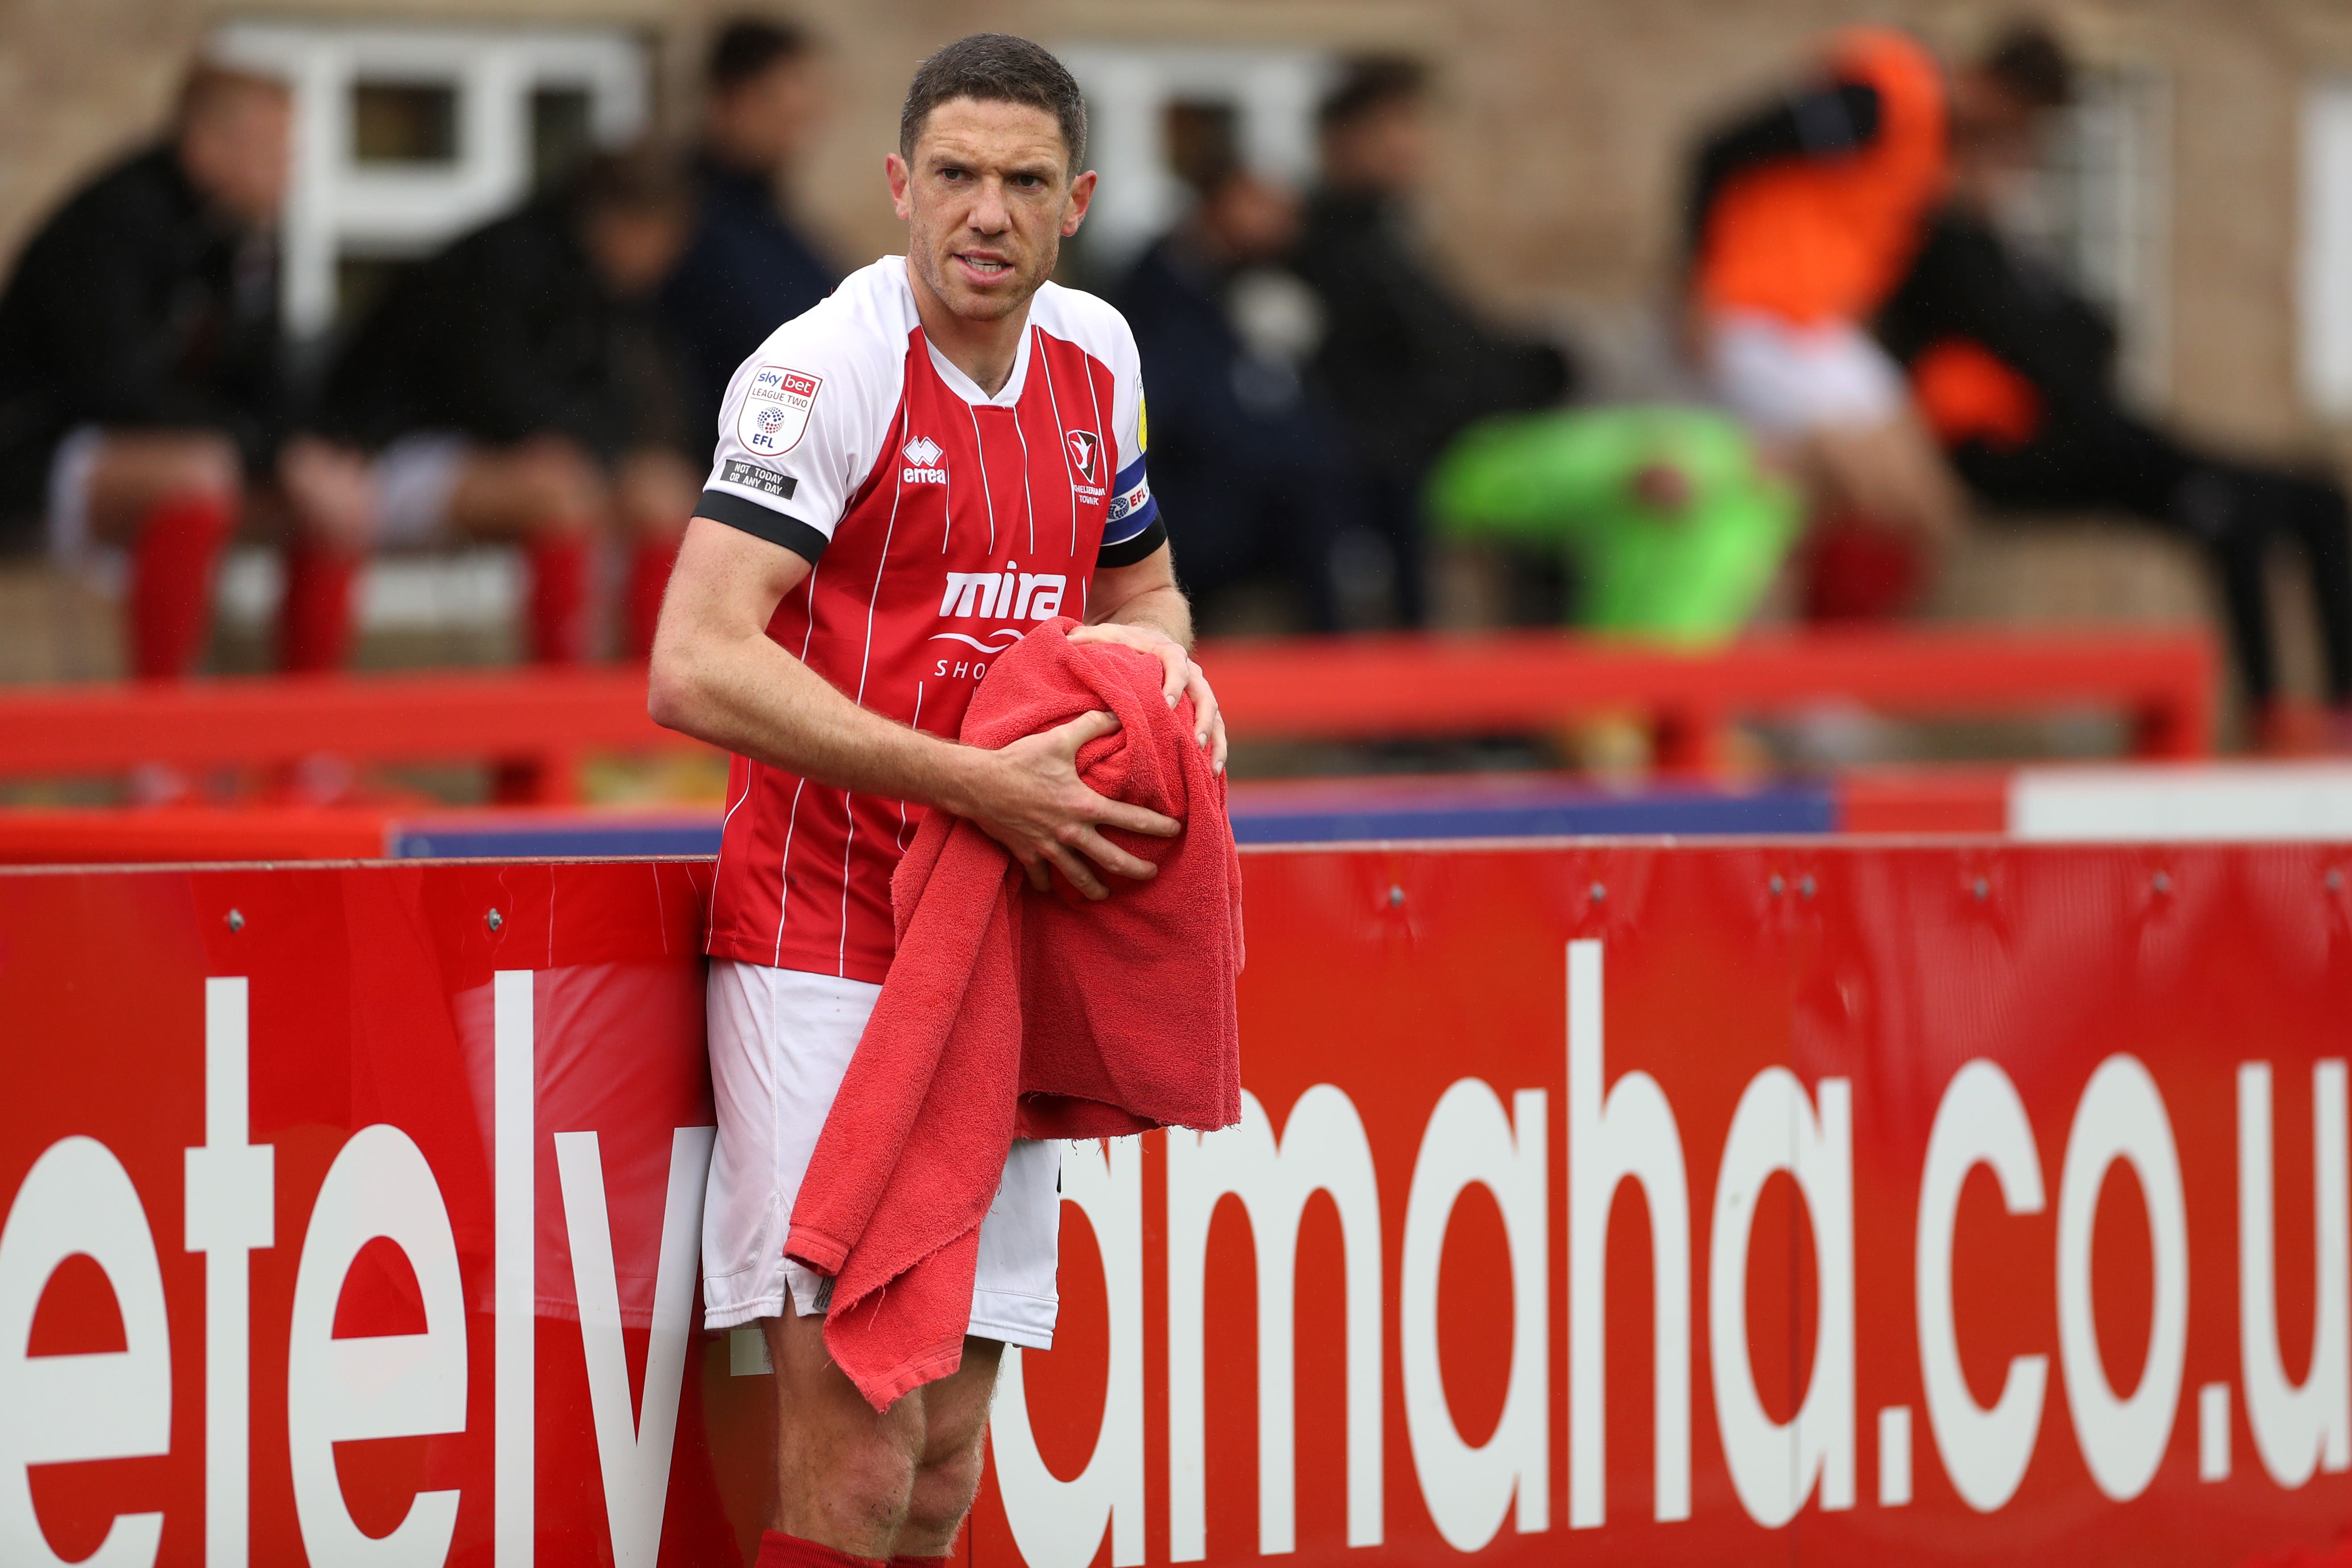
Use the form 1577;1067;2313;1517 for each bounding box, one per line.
967;178;1012;233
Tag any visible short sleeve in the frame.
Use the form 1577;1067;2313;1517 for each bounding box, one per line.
1096;311;1165;568
699;298;893;565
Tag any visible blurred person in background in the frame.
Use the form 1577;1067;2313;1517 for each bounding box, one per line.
323;146;701;663
1876;21;2352;748
1293;57;1575;627
1426;405;1802;645
1114;106;1350;629
1682;24;1964;621
0;60;373;679
663;17;839;441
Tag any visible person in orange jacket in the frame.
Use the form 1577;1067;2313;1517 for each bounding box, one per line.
1683;24;2022;616
1877;23;2352;748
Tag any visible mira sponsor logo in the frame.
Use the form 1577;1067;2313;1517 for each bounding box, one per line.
932;561;1065;658
902;436;947;486
938;563;1065;621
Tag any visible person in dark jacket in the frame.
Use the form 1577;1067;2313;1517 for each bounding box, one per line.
1874;25;2352;744
1291;57;1573;626
324;146;700;662
1114;150;1351;631
0;62;372;677
662;18;838;442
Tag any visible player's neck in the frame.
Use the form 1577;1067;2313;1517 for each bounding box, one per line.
903;255;1031;397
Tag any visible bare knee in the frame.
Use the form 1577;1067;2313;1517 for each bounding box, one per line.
897;1338;1003;1551
84;431;243;543
451;439;608;539
511;442;606;529
902;1440;987;1544
767;1312;927;1554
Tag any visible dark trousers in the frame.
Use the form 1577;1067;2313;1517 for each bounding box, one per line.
1958;415;2352;707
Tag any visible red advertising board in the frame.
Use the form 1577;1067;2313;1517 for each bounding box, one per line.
4;844;2350;1566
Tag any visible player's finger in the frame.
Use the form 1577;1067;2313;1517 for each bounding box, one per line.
1183;662;1220;751
1208;709;1230;773
1153;641;1186;706
1094;796;1181;838
1022;853;1052;894
1046;841;1109;899
1049;709;1121;754
1075;827;1160;882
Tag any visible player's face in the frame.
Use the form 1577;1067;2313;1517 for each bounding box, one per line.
888;98;1096;323
178;83;292;228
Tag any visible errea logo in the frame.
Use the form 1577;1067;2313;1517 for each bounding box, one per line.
901;436;947;486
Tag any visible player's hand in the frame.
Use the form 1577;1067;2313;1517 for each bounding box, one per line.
963;710;1181;899
1067;621;1228;773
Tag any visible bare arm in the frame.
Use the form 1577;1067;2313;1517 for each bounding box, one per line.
1075;540;1228;771
647;516;1178;896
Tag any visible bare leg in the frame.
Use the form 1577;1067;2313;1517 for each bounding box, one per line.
82;430;242;543
758;1311;1007;1560
443;435;610;540
762;1308;926;1557
614;446;698;658
78;431;244;680
445;437;609;664
897;1338;1005;1556
1800;414;1966;542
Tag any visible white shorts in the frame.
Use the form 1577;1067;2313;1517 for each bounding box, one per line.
43;426;469;560
372;432;472;547
700;958;1062;1348
45;424;108;567
1707;309;1907;437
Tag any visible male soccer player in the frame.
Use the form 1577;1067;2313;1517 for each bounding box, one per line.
0;60;373;678
1682;25;1965;615
646;33;1225;1568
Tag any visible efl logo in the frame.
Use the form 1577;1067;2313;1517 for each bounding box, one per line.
738;364;821;455
1109;472;1152;524
1066;430;1101;484
902;436;947;487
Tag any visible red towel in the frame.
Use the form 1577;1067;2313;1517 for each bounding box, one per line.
786;617;1243;1407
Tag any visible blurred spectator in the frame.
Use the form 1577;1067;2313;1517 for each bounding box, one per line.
1114;111;1350;629
0;61;373;678
1426;405;1801;645
323;146;701;662
1293;57;1574;626
1877;21;2352;745
662;17;838;441
1683;25;1964;617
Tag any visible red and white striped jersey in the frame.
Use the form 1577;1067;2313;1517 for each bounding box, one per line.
694;256;1164;982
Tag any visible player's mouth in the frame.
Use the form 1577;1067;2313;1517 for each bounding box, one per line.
952;251;1017;285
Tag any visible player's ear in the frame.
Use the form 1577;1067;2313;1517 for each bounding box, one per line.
1062;168;1097;237
885;151;914;221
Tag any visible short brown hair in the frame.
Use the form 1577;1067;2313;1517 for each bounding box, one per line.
708;17;812;94
177;62;290;124
899;33;1087;170
1982;21;2074;110
1318;56;1426;134
574;144;694;218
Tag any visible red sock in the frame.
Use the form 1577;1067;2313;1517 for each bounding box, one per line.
754;1531;887;1568
128;492;234;679
526;532;594;663
278;539;361;672
624;535;680;660
1802;514;1923;623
